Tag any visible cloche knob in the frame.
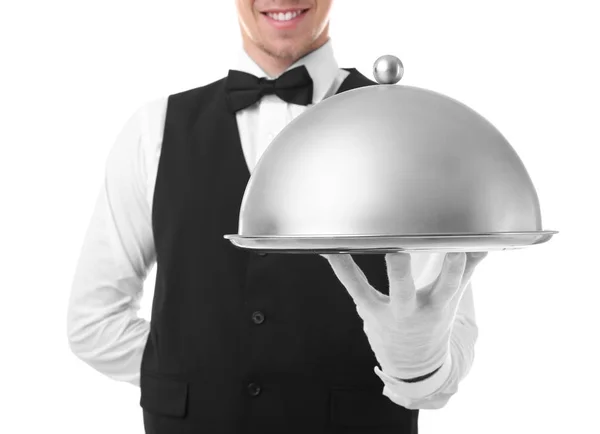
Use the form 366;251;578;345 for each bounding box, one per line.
373;55;404;84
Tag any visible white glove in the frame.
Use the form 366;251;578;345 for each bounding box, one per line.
321;251;487;380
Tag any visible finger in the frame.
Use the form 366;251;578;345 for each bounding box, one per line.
323;254;384;312
452;251;487;298
429;252;467;306
465;251;488;276
385;252;416;306
442;251;488;310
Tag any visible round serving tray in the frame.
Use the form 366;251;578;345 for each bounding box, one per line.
223;231;558;254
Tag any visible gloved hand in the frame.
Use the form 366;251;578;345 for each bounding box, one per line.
321;251;487;380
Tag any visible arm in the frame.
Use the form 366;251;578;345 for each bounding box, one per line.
374;253;479;409
67;101;157;386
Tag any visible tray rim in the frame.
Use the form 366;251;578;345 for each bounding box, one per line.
223;230;559;240
222;231;557;253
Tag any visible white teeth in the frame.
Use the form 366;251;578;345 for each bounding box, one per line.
267;10;302;21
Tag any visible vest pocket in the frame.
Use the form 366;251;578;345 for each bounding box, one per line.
329;386;417;428
140;373;188;418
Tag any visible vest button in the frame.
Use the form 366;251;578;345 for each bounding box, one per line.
247;382;261;396
251;311;265;324
257;252;268;257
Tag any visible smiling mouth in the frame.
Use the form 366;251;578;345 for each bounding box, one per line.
261;9;310;22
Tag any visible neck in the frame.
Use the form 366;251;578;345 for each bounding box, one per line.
242;33;330;77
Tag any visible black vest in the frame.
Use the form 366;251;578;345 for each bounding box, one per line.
140;68;419;434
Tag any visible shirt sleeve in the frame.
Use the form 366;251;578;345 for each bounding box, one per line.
66;100;160;386
374;253;480;409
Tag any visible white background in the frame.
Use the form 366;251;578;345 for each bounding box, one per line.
1;0;598;433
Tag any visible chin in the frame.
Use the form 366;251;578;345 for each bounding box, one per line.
264;39;312;60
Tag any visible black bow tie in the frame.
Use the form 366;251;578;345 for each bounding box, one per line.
225;65;314;113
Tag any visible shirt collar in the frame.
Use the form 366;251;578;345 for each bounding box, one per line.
233;38;340;104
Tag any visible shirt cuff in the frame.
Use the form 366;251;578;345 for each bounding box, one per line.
374;352;453;402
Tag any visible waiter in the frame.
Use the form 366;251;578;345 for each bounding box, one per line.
67;1;487;433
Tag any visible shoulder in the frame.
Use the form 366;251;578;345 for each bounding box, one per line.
132;75;228;159
167;76;228;111
135;75;229;121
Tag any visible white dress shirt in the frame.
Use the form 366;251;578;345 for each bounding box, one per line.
67;39;478;410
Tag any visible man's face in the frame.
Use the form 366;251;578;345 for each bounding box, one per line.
235;0;334;62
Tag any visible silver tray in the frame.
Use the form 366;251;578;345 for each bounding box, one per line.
224;231;558;254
